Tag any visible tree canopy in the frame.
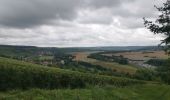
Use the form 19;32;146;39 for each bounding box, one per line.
144;0;170;55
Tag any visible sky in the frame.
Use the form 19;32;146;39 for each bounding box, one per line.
0;0;166;47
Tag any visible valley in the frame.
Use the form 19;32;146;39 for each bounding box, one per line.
0;45;169;100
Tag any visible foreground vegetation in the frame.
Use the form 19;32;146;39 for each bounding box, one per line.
0;84;169;100
0;57;144;90
0;45;169;99
0;50;169;100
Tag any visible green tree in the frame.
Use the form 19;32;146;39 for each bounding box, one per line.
144;0;170;55
144;0;170;84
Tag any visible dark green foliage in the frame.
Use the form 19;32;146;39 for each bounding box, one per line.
57;61;133;79
146;59;166;67
0;45;38;58
157;59;170;84
134;69;159;81
88;53;128;65
76;61;132;77
142;59;170;84
77;61;109;71
144;0;170;85
87;53;113;62
114;55;128;65
144;0;170;54
135;59;170;84
0;57;144;91
53;53;74;65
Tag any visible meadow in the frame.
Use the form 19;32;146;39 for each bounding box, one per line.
0;84;169;100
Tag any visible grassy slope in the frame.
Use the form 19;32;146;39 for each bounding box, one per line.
39;56;54;61
0;57;144;90
92;61;137;74
0;84;170;100
0;57;169;100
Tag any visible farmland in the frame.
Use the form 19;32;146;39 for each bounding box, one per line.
99;50;169;68
39;56;54;61
73;52;137;74
103;51;168;61
0;45;169;100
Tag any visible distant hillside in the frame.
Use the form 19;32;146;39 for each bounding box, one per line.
0;45;61;57
72;46;162;51
0;45;162;58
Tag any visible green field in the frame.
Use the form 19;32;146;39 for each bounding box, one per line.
0;84;169;100
39;56;54;60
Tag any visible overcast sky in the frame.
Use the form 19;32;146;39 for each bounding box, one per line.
0;0;166;47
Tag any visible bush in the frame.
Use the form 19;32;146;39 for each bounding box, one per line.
134;69;159;81
146;59;166;67
157;59;170;84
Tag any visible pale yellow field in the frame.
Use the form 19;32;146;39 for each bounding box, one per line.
103;51;168;61
73;52;137;74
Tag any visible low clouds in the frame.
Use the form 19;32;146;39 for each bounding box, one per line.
0;0;143;28
0;0;81;28
0;0;165;47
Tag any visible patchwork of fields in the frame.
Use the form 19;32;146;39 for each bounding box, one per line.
0;46;169;100
73;52;137;74
103;51;168;61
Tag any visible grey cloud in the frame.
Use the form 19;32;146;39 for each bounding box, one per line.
0;28;43;39
0;0;81;28
77;8;113;25
87;0;121;8
0;0;164;47
0;0;137;28
86;0;135;9
77;0;157;27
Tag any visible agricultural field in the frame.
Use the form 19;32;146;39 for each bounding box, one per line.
39;56;54;61
103;51;168;61
73;52;97;62
73;52;137;74
101;50;169;68
0;46;169;100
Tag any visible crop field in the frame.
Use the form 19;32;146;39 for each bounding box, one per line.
39;56;54;60
73;52;97;62
73;52;137;74
103;51;168;61
92;61;137;74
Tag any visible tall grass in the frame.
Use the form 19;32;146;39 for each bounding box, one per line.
0;84;170;100
0;57;144;90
